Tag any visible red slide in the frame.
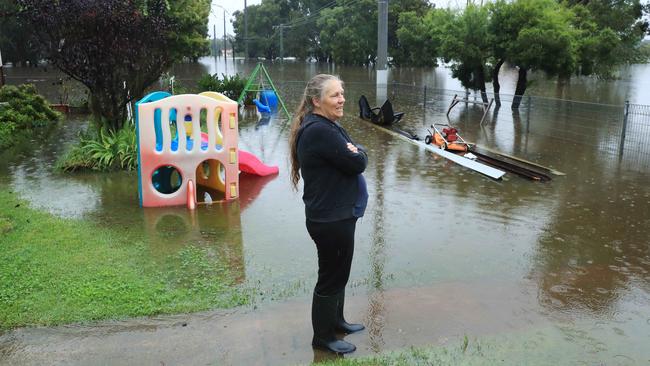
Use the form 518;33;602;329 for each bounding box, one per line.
239;150;279;176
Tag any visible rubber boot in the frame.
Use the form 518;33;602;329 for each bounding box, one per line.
311;292;356;354
335;290;365;334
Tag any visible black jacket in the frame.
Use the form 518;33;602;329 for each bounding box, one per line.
296;113;367;222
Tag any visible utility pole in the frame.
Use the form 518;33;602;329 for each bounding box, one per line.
0;48;5;87
213;24;218;56
376;0;388;103
279;24;284;62
272;24;287;62
377;0;388;71
223;10;227;59
213;23;218;74
244;0;249;59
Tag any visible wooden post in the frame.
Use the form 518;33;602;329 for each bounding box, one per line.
526;95;531;134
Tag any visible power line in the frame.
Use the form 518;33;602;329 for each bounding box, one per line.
279;0;338;28
277;0;363;30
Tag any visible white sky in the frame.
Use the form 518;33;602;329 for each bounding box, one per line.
208;0;262;38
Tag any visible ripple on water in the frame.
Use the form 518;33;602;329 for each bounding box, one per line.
549;284;572;294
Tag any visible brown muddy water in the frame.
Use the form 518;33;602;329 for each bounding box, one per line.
1;59;650;365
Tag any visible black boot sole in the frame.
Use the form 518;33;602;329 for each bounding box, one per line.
312;338;357;354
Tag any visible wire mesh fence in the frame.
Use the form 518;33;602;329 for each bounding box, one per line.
275;81;650;172
371;82;650;170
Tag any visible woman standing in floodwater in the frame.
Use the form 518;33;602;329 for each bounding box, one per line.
288;74;369;354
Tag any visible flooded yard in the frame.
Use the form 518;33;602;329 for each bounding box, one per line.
1;60;649;365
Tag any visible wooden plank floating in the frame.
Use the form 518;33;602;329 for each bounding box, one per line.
473;144;565;176
469;148;552;181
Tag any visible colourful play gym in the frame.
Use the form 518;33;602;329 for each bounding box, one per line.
135;90;279;209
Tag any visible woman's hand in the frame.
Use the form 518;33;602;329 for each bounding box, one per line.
346;142;358;153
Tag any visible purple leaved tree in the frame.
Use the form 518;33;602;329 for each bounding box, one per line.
18;0;176;131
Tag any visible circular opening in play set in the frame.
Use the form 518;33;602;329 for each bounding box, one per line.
151;165;183;194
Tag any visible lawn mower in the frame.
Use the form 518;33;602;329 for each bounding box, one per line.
424;123;473;152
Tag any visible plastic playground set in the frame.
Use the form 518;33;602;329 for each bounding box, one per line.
135;64;285;209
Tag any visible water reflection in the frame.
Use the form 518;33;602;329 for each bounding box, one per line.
364;148;388;353
142;172;277;284
531;169;650;317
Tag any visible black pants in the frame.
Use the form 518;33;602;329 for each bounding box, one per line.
306;217;358;296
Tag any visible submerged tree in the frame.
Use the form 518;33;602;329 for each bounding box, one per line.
565;0;649;77
318;0;377;65
167;0;211;62
396;9;448;67
440;4;492;104
231;0;296;60
508;0;577;108
16;0;210;132
387;0;434;66
489;0;577;109
487;0;511;106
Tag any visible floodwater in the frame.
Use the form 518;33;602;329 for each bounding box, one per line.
1;59;650;365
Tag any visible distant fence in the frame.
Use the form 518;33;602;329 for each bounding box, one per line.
277;81;650;171
621;102;650;154
6;73;649;170
382;82;650;171
276;81;650;156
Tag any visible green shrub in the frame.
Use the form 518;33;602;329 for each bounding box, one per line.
196;73;221;92
197;73;252;104
158;72;191;95
57;123;138;172
0;120;17;148
638;42;650;63
0;84;62;148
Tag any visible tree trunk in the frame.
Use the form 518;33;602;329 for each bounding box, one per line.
556;75;569;99
90;91;128;132
492;59;504;106
511;67;528;109
476;66;488;105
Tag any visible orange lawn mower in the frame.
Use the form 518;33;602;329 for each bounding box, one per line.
424;123;473;152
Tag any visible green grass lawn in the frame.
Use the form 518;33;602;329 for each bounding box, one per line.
0;188;250;329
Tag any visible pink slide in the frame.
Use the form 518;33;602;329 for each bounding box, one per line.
200;133;278;176
239;150;279;176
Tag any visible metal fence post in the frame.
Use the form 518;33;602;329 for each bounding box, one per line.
619;100;630;155
526;95;531;134
423;85;427;108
